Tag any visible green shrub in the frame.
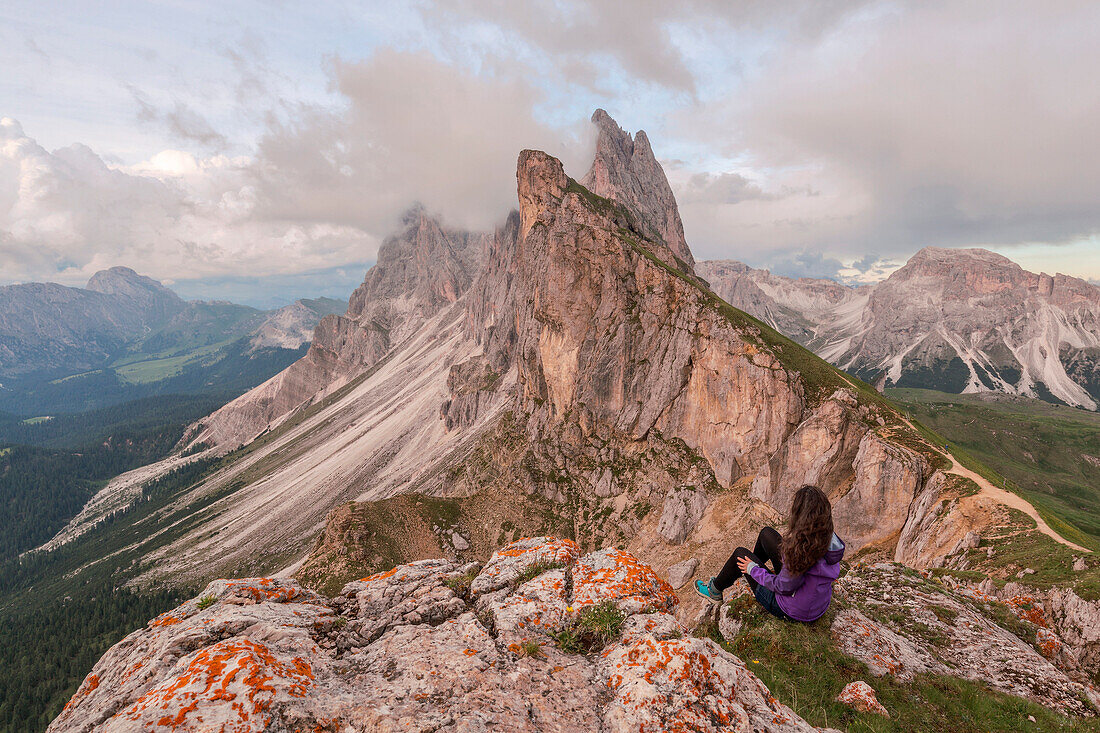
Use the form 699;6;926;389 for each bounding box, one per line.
517;639;543;658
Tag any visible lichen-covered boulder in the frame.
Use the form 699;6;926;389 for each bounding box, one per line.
49;544;823;733
837;680;889;716
470;536;580;595
572;547;678;614
600;634;816;732
49;578;338;733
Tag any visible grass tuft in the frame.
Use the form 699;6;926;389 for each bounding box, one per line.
444;568;480;598
517;639;544;659
553;600;627;654
515;560;566;586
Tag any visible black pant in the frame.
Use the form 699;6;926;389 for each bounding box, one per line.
714;526;783;592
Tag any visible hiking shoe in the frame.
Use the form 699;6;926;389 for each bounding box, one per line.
694;578;723;603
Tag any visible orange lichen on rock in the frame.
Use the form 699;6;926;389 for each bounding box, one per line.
471;536;582;596
358;566;401;583
1036;627;1062;659
601;635;788;732
221;579;308;604
151;611;186;628
572;548;678;614
116;638;314;731
496;536;579;560
837;680;889;717
1007;596;1048;627
61;675;100;713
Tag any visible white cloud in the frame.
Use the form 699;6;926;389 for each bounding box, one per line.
3;0;1100;292
0;115;374;287
251;50;595;236
675;1;1100;269
0;49;595;290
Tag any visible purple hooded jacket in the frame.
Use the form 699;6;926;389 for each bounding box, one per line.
748;533;845;622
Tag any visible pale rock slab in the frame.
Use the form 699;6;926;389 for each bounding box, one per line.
470;536;580;596
657;489;709;544
666;558;700;589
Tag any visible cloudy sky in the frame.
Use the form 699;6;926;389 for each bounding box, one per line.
2;1;1098;306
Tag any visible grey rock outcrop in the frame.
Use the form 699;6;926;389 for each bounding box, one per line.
50;542;818;733
835;563;1097;716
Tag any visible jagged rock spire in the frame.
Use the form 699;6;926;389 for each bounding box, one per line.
581;109;695;269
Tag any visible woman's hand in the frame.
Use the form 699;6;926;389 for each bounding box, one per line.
736;555;753;573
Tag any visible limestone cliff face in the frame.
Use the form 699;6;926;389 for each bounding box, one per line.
189;208;484;448
512;150;806;486
581;109;694;270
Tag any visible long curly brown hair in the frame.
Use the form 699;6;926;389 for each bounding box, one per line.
781;486;835;575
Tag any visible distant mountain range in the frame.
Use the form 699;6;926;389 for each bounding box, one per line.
697;248;1100;410
0;267;345;414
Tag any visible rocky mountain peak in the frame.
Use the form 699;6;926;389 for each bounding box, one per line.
581;109;694;270
86;266;180;302
517;149;568;238
893;247;1024;288
704;244;1100;409
85;265;184;326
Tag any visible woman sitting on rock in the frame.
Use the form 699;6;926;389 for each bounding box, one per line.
694;485;845;623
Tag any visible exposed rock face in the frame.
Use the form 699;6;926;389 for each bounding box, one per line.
513;149;808;486
51;542;818;733
832;432;927;549
833;563;1097;716
1046;588;1100;675
894;472;1006;568
189;208;487;449
581;109;694;269
696;260;858;344
700;247;1100;409
248;297;345;351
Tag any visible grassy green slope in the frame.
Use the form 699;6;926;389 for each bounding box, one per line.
709;592;1094;732
887;389;1100;550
